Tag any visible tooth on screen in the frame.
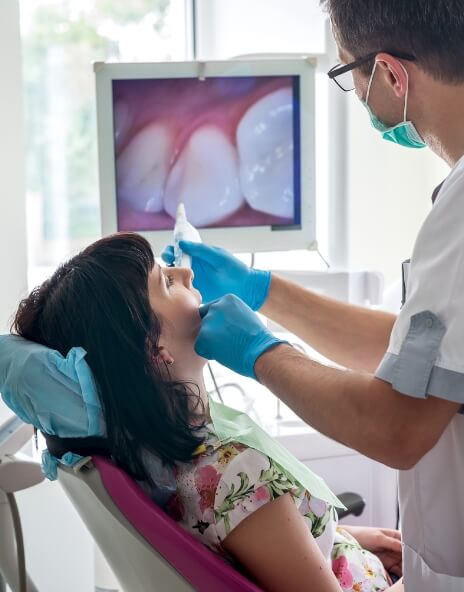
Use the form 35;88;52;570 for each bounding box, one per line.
117;123;174;213
164;126;243;226
237;87;294;219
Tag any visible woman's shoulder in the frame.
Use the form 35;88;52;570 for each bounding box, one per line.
169;427;335;551
165;430;264;552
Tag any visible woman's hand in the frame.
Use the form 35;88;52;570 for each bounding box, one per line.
343;525;403;578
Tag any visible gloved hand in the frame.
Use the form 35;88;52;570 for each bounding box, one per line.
195;294;286;379
161;241;271;310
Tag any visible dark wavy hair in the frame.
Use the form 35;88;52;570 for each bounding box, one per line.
12;233;205;481
322;0;464;82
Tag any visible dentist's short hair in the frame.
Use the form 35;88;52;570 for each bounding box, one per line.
321;0;464;83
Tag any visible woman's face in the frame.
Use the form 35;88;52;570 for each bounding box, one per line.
148;263;203;363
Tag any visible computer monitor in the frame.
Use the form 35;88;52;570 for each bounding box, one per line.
95;58;317;254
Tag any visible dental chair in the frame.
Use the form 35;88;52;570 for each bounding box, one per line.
57;454;263;592
58;452;365;592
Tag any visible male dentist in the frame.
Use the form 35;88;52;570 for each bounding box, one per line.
164;1;464;590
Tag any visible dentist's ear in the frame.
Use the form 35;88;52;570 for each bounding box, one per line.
375;53;409;99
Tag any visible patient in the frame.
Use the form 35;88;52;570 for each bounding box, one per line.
13;233;403;592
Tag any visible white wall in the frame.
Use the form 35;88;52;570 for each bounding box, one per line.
0;0;28;333
347;96;448;285
195;0;450;287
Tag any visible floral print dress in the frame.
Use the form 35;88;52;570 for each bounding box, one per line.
164;424;391;592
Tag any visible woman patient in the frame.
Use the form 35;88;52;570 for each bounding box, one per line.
13;233;402;592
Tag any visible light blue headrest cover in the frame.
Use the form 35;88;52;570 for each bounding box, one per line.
0;335;106;480
0;335;105;438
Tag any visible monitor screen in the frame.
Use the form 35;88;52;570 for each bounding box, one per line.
112;75;301;232
96;59;316;254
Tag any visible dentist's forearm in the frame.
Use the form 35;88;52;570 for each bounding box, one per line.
254;344;459;469
260;274;396;373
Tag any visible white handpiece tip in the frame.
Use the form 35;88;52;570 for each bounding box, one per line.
173;202;201;268
176;202;186;222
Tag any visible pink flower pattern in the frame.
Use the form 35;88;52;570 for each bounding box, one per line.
251;485;271;503
194;464;221;513
333;556;354;590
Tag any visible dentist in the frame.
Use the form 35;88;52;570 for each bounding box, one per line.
164;1;464;590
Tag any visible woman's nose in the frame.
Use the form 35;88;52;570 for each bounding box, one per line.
178;267;194;286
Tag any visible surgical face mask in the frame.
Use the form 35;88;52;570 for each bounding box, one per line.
362;61;426;149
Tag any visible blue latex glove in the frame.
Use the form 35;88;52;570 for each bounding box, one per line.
161;241;271;310
195;294;285;379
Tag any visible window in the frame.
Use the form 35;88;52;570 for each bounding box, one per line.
21;0;191;286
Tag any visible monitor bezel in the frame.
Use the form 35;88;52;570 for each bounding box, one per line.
95;58;317;254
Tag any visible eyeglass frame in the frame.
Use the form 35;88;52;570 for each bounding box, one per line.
328;51;417;92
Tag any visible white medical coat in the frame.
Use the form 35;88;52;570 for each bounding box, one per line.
375;155;464;591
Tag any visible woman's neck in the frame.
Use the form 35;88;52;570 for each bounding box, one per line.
168;362;210;419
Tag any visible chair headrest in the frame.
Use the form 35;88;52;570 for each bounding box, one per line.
0;334;106;479
0;335;105;438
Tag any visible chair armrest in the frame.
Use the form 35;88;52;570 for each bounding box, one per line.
335;492;366;520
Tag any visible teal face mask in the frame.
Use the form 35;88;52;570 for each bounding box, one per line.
362;61;426;149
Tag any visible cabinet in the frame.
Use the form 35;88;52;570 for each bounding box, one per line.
273;426;398;527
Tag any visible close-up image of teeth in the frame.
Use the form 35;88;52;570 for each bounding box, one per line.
113;75;300;231
237;87;295;219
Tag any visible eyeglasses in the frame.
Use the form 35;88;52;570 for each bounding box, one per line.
328;51;416;92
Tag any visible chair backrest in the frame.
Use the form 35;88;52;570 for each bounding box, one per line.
58;455;262;592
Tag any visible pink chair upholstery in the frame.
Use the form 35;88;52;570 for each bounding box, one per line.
93;456;263;592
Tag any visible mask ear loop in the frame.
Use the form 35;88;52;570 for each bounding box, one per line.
365;60;378;106
399;62;410;122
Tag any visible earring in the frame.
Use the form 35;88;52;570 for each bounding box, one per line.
157;346;175;366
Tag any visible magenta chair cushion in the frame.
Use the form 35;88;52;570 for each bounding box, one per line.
93;456;263;592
